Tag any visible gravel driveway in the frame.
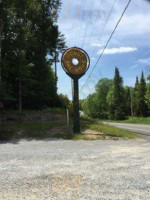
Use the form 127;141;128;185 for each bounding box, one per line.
0;138;150;200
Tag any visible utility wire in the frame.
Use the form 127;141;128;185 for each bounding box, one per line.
81;0;95;48
84;0;103;50
80;0;132;92
73;0;86;46
75;0;93;47
90;0;118;58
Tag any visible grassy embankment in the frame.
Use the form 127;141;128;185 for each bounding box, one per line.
82;114;150;125
0;109;140;140
99;117;150;125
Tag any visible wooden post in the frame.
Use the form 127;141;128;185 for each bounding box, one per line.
66;109;69;128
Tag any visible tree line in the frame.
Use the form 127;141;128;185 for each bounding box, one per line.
0;0;66;111
81;68;150;120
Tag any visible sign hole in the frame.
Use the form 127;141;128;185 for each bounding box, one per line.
72;58;79;66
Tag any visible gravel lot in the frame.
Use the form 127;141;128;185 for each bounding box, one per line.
0;138;150;200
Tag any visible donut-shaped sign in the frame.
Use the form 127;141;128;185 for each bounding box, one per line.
61;47;90;75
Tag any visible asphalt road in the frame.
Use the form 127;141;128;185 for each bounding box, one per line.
0;139;150;200
104;123;150;136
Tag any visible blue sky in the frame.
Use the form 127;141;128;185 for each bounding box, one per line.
55;0;150;99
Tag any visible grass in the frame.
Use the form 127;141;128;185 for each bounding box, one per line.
0;111;140;140
4;108;67;116
2;121;66;140
120;117;150;124
81;122;140;139
1;120;140;141
99;117;150;125
82;115;150;125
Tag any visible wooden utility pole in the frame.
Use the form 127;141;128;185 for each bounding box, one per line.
0;0;3;100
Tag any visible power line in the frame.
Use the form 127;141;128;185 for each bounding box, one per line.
80;0;132;92
89;0;118;58
84;0;103;50
73;0;86;46
81;0;95;48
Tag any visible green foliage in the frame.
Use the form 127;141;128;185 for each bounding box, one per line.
133;76;139;116
1;0;66;110
84;93;99;118
118;117;150;124
107;68;126;120
81;122;140;139
134;72;147;117
82;68;150;120
82;78;113;119
58;94;70;109
95;78;113;118
146;71;150;114
124;86;131;116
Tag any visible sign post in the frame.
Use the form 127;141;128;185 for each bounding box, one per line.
61;47;90;133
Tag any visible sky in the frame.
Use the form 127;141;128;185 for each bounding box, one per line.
55;0;150;100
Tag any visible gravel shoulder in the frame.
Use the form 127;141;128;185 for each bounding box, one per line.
0;138;150;200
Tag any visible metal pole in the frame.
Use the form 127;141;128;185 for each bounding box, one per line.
73;77;80;133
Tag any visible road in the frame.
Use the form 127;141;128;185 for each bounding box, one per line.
104;122;150;136
0;139;150;200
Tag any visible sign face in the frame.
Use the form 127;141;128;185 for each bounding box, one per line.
61;47;89;75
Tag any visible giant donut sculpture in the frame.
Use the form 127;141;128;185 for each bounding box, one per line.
61;47;90;76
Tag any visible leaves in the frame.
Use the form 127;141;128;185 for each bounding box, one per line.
1;0;66;109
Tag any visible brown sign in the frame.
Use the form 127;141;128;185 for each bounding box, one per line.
61;48;88;75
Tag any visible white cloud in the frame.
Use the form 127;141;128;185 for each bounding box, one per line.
138;58;150;65
130;58;150;70
91;42;102;47
130;64;139;69
97;47;138;55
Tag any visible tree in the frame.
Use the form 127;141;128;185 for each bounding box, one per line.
136;71;147;117
95;78;113;118
81;78;113;119
58;93;70;109
84;93;98;118
133;76;139;116
107;67;126;120
146;70;150;115
124;86;131;116
1;0;66;110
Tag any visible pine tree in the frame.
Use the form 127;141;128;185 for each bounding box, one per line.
107;67;126;120
137;71;147;117
133;76;139;116
1;0;66;109
124;86;131;116
146;71;150;115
